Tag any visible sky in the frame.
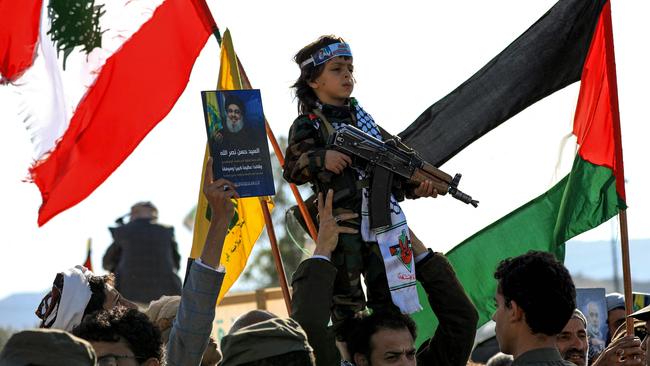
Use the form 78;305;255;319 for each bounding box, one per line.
0;0;648;300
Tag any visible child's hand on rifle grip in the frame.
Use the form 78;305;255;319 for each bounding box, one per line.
414;180;439;198
324;150;352;174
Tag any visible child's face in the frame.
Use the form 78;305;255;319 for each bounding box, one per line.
309;56;354;106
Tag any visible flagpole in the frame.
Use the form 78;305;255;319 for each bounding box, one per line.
618;210;634;333
602;3;634;336
207;24;318;241
259;197;292;314
205;20;301;312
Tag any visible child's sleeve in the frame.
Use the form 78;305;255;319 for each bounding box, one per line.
283;116;328;185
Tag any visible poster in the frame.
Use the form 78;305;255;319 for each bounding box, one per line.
201;89;275;197
576;288;607;359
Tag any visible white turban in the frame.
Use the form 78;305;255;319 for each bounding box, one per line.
46;265;94;331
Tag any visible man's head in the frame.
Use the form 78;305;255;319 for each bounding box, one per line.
145;295;222;366
587;301;601;331
0;328;96;366
130;201;158;221
346;310;418;366
73;306;163;366
605;292;626;340
486;352;514;366
224;95;245;133
220;316;314;366
492;251;576;355
36;265;136;331
557;309;589;366
229;309;277;334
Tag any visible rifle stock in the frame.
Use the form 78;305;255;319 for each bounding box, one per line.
413;160;454;191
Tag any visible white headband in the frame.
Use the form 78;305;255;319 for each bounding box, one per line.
47;265;94;331
300;42;353;69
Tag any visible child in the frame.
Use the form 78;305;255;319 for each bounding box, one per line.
283;35;437;338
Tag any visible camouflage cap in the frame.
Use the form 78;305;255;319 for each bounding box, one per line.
0;328;96;366
220;317;312;366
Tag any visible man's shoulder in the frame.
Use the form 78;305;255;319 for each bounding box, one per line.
513;348;574;366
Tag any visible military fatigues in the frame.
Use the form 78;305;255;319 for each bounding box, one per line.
283;103;417;337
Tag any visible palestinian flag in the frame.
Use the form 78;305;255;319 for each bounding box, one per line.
400;0;627;342
0;0;217;226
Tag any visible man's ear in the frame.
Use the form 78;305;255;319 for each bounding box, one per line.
510;299;524;322
354;353;369;366
141;358;160;366
308;79;320;89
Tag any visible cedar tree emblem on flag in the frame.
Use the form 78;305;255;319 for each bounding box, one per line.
0;0;217;225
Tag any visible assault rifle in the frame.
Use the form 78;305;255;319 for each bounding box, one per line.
328;124;479;208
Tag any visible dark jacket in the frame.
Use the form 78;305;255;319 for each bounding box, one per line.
103;219;182;303
290;251;479;366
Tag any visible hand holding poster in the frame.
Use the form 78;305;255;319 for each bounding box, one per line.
201;89;275;197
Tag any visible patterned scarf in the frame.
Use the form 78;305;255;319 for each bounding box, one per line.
327;99;422;314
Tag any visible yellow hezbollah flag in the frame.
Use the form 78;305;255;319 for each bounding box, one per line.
190;29;274;303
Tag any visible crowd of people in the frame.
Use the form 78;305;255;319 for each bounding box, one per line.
0;157;647;366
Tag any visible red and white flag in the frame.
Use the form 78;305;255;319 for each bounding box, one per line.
0;0;216;226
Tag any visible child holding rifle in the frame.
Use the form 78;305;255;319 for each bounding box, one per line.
283;35;437;340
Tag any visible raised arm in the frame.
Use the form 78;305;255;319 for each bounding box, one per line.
166;158;238;366
411;230;479;366
291;190;357;366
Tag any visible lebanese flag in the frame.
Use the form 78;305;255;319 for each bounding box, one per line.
0;0;42;82
400;0;627;341
1;0;216;226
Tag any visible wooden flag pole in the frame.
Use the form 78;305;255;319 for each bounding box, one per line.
203;18;300;314
602;4;634;335
618;210;634;335
259;197;292;314
263;118;319;240
208;25;309;312
238;61;310;313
